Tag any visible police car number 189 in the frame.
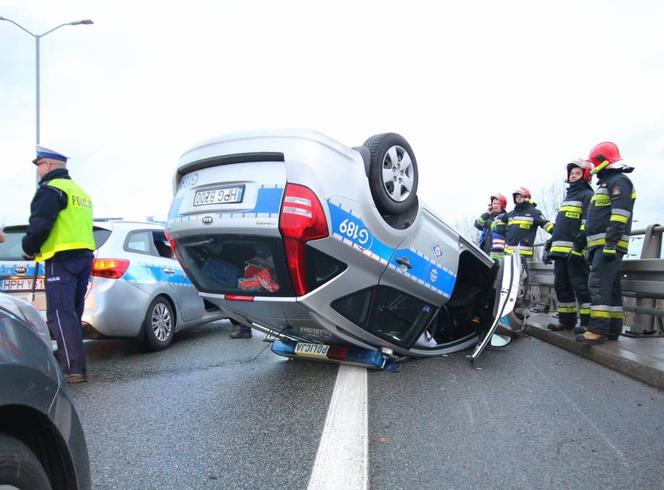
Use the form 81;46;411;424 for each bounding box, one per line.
193;185;245;206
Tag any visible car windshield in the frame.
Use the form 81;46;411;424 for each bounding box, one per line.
0;226;111;260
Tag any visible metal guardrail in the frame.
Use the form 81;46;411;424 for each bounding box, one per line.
528;224;664;337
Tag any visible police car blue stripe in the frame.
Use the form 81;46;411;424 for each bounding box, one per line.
253;186;284;214
123;264;193;287
327;202;456;298
0;263;44;278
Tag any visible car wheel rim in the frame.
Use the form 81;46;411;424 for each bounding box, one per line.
151;303;172;342
381;145;414;203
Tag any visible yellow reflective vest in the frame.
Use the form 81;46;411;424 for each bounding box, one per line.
36;178;95;262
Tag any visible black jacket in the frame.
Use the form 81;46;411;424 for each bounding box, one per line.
549;180;594;258
474;210;507;257
22;168;93;260
586;168;636;254
500;201;553;256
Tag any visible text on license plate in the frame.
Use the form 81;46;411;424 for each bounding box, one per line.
294;342;330;359
193;185;245;206
1;277;45;292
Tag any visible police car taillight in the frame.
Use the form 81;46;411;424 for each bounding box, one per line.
279;183;329;296
92;259;130;279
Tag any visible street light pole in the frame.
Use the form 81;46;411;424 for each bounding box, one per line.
0;16;94;145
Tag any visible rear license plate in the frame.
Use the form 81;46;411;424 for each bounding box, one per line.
1;277;45;292
294;342;330;359
193;185;245;206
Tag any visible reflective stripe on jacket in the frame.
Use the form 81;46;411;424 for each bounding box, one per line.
36;178;95;262
499;201;553;254
586;170;636;254
549;180;594;258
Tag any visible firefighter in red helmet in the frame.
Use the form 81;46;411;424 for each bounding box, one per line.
496;187;553;315
547;160;594;332
577;142;636;345
474;193;507;259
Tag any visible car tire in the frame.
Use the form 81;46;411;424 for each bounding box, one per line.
0;433;51;490
142;296;175;351
363;133;419;215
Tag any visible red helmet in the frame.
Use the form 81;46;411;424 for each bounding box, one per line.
566;159;592;183
588;142;622;167
490;193;507;210
512;186;531;201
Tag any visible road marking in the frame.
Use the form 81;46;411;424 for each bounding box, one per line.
308;365;368;490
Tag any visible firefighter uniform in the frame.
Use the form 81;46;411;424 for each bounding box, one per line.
22;146;95;380
549;176;594;329
502;200;553;257
474;210;507;259
585;169;636;339
498;189;553;308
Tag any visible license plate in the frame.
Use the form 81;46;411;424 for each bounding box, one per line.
1;277;45;292
294;342;330;359
193;185;245;206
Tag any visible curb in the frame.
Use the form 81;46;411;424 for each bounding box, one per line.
525;314;664;390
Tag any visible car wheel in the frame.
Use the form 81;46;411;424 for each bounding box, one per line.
363;133;419;215
0;433;51;490
142;296;175;351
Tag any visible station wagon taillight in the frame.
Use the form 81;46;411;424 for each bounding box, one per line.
279;183;329;296
92;259;130;279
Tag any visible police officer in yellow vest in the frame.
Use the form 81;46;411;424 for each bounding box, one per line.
22;146;95;383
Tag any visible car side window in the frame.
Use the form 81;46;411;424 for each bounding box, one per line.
152;231;173;259
332;286;435;347
125;231;155;255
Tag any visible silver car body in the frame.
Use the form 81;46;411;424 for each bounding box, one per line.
0;221;224;341
167;130;520;359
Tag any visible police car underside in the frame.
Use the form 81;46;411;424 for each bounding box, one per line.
166;130;520;366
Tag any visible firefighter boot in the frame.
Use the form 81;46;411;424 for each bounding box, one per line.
547;323;575;332
575;331;607;345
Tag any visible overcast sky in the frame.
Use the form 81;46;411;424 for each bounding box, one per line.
2;0;663;230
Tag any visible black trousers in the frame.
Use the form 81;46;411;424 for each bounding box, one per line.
553;256;591;327
587;248;624;336
45;256;93;375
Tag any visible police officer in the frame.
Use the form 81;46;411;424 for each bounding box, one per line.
547;160;594;332
474;193;507;259
499;187;553;309
577;142;636;345
22;146;95;383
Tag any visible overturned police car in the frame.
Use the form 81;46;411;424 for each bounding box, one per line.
165;130;521;366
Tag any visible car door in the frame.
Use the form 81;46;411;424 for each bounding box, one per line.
150;230;204;323
469;252;521;361
379;209;460;308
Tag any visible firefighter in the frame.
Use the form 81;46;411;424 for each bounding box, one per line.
499;187;553;310
577;142;636;345
22;146;95;383
474;193;507;259
547;160;594;332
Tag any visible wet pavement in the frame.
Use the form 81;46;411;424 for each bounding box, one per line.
69;320;664;489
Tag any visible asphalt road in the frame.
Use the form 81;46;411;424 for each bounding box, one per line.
70;322;664;489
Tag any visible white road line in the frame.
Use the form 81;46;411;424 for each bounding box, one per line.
308;365;368;490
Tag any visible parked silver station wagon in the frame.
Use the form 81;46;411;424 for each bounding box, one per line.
0;221;224;351
166;130;521;365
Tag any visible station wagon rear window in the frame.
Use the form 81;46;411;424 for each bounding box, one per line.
175;234;294;297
